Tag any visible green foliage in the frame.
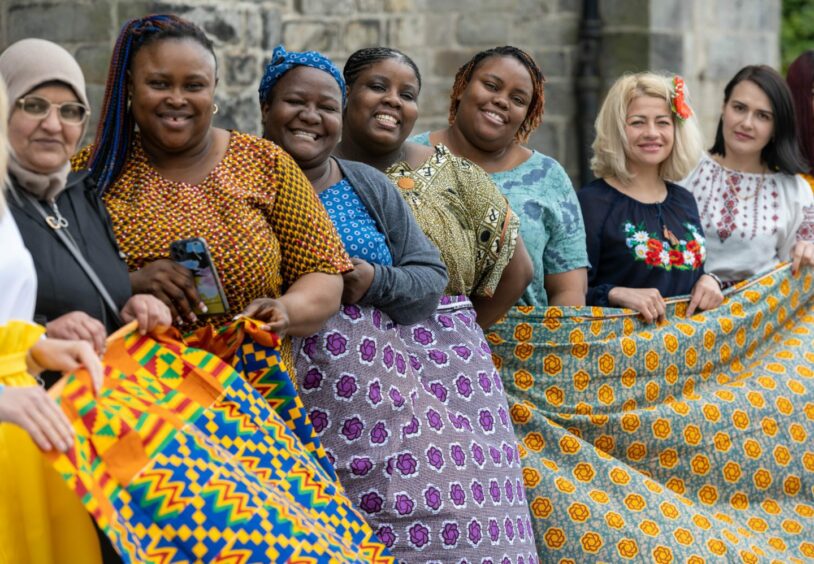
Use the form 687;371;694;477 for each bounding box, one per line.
782;0;814;72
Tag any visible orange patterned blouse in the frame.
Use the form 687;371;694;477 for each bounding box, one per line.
73;132;352;331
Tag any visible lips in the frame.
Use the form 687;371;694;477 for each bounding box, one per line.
291;129;318;140
733;131;754;141
638;143;663;152
482;109;507;126
373;112;399;130
159;112;192;129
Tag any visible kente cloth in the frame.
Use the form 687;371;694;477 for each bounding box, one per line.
487;264;814;562
0;321;102;564
44;320;393;563
294;297;538;563
803;173;814;193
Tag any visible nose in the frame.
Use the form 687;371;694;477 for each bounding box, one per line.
382;88;402;108
165;88;187;107
298;104;320;124
38;105;63;132
741;112;754;129
492;94;509;110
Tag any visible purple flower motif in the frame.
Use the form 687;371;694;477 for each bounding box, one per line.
409;354;422;371
441;522;460;547
489;480;501;503
505;479;514;502
302;368;323;390
389;387;405;408
480;341;491;355
430;382;448;403
325;332;348;357
359;491;383;514
498;406;509;427
450;483;466;506
488;519;500;542
471;481;485;505
402;416;419;436
502;558;511;564
376;525;396;548
370;421;389;445
503;443;515;464
413;326;435;346
493;373;503;391
479;410;495;433
489;446;502;464
301;335;318;358
456;375;473;398
341;417;363;441
409;523;430;548
458;414;473;431
517;517;525;539
428;349;449;366
359;338;376;363
504;518;514;541
394;493;415;516
335;374;358;399
452;345;472;360
342;304;362;320
309;409;328;433
371;308;382;327
426;408;443;431
450;444;465;467
368;381;382;405
349;457;373;477
472;443;486;466
385;458;394;476
456;312;471;325
395;353;407;375
468;519;482;545
382;345;395;369
516;479;525;502
437;314;454;328
478;372;492;393
396;452;418;476
424;486;443;511
426;446;444;470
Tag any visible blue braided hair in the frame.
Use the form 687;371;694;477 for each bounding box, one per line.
89;14;216;194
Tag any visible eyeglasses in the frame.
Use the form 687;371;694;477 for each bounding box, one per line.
16;95;89;125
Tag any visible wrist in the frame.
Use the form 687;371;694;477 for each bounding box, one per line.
705;272;723;290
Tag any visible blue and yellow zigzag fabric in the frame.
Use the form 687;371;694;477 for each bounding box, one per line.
46;320;392;563
488;265;814;562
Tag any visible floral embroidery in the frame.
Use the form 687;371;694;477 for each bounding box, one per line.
796;204;814;242
624;222;705;271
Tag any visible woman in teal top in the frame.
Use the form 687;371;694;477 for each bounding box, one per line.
412;46;588;308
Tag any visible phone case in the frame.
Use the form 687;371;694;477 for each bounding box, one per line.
169;237;230;315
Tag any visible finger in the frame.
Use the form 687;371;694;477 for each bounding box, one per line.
18;410;55;451
639;305;654;324
34;395;73;451
240;302;264;320
172;269;204;315
84;318;107;355
686;291;701;317
74;342;104;391
165;283;197;323
792;248;803;275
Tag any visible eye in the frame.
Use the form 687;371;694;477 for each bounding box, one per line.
483;81;498;91
757;111;772;121
285;97;305;106
658;119;672;126
320;104;339;113
731;102;745;112
400;91;416;102
368;82;386;92
511;96;527;106
148;80;168;89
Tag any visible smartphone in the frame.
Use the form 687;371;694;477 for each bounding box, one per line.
169;237;229;315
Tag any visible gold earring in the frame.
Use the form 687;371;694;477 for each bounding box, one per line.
213;103;219;115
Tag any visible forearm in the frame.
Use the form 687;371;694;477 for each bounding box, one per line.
548;288;586;307
472;239;533;329
361;262;447;325
278;272;343;336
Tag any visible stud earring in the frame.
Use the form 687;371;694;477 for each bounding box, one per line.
213;103;219;115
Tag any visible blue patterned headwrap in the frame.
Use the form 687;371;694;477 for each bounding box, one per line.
258;45;346;106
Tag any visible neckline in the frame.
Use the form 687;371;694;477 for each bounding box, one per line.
134;130;236;187
427;130;537;174
706;152;770;178
601;177;672;207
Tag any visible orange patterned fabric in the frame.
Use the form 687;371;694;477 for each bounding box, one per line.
73;133;352;332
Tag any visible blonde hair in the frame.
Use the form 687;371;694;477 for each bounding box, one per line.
590;72;703;184
0;78;8;213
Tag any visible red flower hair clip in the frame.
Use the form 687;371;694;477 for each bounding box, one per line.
671;75;692;122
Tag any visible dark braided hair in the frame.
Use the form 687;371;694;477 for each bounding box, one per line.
89;14;216;194
343;47;422;92
448;46;544;144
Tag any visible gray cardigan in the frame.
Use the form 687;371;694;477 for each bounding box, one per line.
335;158;447;325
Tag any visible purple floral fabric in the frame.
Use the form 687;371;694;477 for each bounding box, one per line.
295;296;537;563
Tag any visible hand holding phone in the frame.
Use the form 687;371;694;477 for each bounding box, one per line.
169;238;229;316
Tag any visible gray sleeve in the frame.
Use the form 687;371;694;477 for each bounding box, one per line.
339;159;448;324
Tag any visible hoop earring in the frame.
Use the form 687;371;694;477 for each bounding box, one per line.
212;103;219;115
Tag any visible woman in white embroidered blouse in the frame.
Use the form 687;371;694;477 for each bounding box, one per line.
683;65;814;284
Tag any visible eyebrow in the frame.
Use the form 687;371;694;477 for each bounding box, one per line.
730;97;773;115
626;114;672;119
482;72;531;97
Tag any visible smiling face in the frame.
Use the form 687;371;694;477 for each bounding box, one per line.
623;95;675;173
8;83;85;174
261;66;342;171
720;79;774;160
128;37;217;156
452;55;533;150
343;57;420;153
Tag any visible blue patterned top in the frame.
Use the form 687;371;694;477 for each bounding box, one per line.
319;178;393;266
411;132;589;307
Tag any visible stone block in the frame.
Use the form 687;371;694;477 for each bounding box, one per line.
296;0;355;16
424;14;457;48
515;0;558;15
514;13;579;48
214;88;262;135
224;53;258;86
282;20;340;52
599;0;648;28
649;0;692;31
534;49;570;78
599;31;650;79
542;78;575;118
343;19;382;52
74;44;113;84
705;33;777;80
712;0;780;31
413;0;511;12
416;79;453;119
528;119;560;161
433;49;478;79
261;7;283;50
116;1;193;23
558;0;581;14
456;12;509;46
386;15;426;48
649;32;684;74
83;83;106;143
7;1;113;44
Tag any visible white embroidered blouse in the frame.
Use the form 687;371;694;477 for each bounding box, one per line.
683;153;814;283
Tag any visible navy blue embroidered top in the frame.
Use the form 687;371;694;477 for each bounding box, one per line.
578;178;707;306
319;178;393;266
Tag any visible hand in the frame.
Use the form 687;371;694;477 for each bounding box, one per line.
239;298;290;335
0;386;74;452
608;287;666;324
130;260;205;324
791;241;814;275
686;274;724;316
341;258;375;304
46;311;106;354
120;294;173;335
27;338;104;391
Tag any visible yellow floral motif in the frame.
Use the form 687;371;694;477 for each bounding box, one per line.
739;550;759;564
768;537;787;551
747;517;768;532
645;350;660;371
543;527;567;549
652;545;673;563
787;378;806;394
510;403;532;425
693;514;711;529
702;404;721;423
639;519;660;536
782;519;802;534
573;369;590;391
616;538;639;559
698;484;718;505
669;400;690;415
761;499;781;515
543;354;562;375
707;538;727;556
804;452;814;471
703;329;716;350
801;542;814;557
663;333;679;353
652;418;672;439
644;479;663;493
543;309;562;330
731;409;749;429
623;493;646;511
572;462;596;483
622;398;637;411
598;353;615;375
523;432;545;452
646;381;660;401
665;364;679;384
559;435;581;455
597;384;615;405
790;423;807;442
513;342;534;361
723;461;742;483
605;511;625;529
555;476;576;494
683;424;702;445
685;346;697;367
659;502;679;519
690;454;710;475
744;439;762;459
795;502;814;517
753;468;772;490
730;491;749;510
666;477;685;495
686;556;704;564
715;389;735;402
580;531;603;554
776;395;793;414
594;434;615;454
659;448;678;469
571;342;589;359
621;413;640;433
761;417;779;437
774;445;792;466
589;489;609;504
567;502;591;522
610;467;631;485
621;337;636;357
713;431;732;452
621;367;636;387
513;322;532;341
757;375;777;389
546;385;565;407
747;391;765;408
673;528;693;545
718;316;733;334
522;467;541;488
627;442;647;461
513;369;534;390
531;496;553;518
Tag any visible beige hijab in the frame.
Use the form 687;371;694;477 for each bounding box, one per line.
0;38;90;201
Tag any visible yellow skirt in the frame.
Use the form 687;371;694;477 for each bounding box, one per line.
0;321;100;564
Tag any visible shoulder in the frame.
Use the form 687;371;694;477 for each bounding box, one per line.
336;157;391;184
666;180;701;210
227;131;288;164
578;178;614;201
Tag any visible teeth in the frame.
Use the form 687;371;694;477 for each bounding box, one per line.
484;111;503;122
375;114;397;125
293;130;317;139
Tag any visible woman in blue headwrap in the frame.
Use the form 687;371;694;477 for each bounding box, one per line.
259;47;538;563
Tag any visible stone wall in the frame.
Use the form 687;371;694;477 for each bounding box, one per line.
0;0;781;185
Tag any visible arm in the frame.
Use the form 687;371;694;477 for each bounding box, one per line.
545;268;587;306
472;236;533;329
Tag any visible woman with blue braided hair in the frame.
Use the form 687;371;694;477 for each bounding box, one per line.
73;15;353;369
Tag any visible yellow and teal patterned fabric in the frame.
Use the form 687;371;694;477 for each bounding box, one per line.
45;319;392;563
488;264;814;562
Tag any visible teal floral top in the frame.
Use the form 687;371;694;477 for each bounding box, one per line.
411;132;589;307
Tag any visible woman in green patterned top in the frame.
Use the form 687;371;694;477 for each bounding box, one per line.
335;47;532;328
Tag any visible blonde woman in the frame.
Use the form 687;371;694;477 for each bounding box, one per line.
579;72;723;322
